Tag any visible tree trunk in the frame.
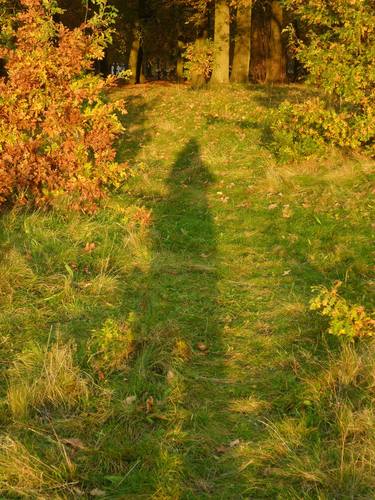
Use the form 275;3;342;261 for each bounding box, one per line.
138;46;145;83
231;0;252;83
176;39;185;82
250;0;267;82
211;0;230;84
128;23;141;84
266;0;286;83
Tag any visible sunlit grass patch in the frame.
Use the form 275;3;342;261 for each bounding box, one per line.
245;340;375;496
88;316;136;373
229;397;270;414
0;248;36;296
7;340;89;420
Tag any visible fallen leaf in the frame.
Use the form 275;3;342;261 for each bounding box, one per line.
125;395;136;405
236;201;251;209
268;203;278;210
282;270;291;276
282;205;293;218
84;242;96;253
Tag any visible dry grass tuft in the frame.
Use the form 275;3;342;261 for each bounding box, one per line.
250;341;375;495
7;340;89;420
0;249;35;296
230;397;270;415
0;436;73;497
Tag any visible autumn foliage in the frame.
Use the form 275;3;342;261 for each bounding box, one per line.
274;0;375;157
0;0;127;212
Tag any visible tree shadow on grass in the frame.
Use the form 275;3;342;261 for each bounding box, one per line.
205;84;320;161
116;92;158;165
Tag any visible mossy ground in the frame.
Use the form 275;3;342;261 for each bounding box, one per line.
0;83;374;498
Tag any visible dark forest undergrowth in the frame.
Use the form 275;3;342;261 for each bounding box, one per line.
0;83;374;498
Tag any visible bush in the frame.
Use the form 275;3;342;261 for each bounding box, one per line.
183;38;214;88
0;0;128;212
275;0;375;156
310;281;375;339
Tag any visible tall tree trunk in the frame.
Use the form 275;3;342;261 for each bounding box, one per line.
231;0;252;83
250;0;267;82
128;22;141;84
176;39;185;82
138;46;145;83
211;0;230;84
266;0;286;83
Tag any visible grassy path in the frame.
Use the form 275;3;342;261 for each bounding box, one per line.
0;83;373;498
111;83;373;498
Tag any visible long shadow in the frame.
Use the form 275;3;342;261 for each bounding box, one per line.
119;139;248;497
144;138;220;495
147;138;217;328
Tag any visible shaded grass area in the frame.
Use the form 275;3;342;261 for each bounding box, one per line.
0;83;374;498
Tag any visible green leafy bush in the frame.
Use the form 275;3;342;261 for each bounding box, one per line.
275;0;375;156
310;281;375;339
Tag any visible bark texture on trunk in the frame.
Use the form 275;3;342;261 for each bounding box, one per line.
211;0;230;84
128;23;142;84
176;39;185;82
231;0;252;83
250;1;267;82
266;0;286;83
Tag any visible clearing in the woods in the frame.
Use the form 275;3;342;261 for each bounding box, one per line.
0;83;373;498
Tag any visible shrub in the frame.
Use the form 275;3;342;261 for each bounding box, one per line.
275;0;375;156
0;0;128;212
183;38;214;88
310;281;375;339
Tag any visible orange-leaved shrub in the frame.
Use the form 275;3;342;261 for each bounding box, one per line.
0;0;128;212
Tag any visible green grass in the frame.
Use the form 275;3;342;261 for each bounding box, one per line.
0;82;374;498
